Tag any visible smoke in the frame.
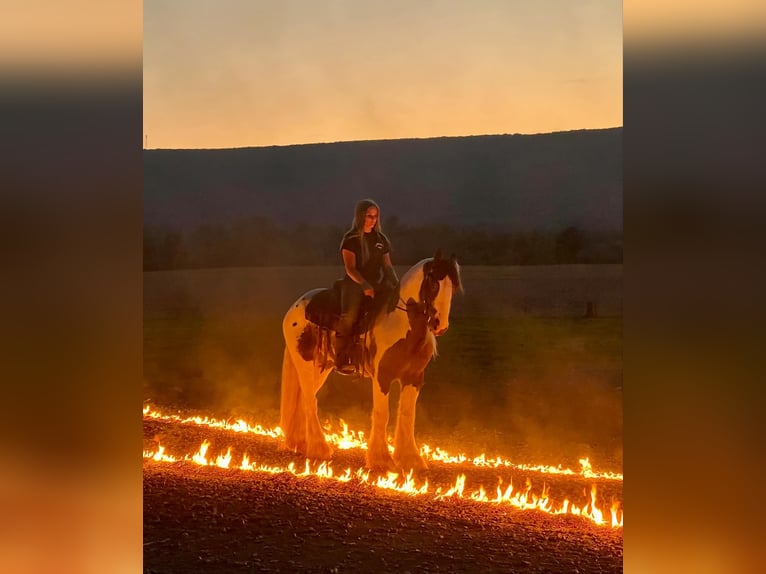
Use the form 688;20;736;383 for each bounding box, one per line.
144;265;623;472
143;267;320;421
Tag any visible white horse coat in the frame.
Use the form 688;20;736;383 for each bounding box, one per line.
280;250;461;472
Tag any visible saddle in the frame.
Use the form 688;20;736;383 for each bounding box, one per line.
304;279;398;336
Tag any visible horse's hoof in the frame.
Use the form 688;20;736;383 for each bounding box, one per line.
306;442;334;461
395;455;429;474
281;438;307;455
366;455;398;473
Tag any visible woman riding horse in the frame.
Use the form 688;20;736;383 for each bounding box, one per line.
336;199;399;373
280;247;462;473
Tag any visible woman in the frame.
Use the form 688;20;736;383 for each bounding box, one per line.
335;198;398;373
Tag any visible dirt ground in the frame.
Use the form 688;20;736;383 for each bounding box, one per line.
143;418;622;573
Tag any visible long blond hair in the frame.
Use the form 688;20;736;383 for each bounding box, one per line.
344;198;384;266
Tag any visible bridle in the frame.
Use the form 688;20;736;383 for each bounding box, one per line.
395;263;442;331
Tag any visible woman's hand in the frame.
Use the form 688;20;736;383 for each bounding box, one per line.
361;282;375;298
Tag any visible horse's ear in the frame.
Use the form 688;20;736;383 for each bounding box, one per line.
406;297;417;306
434;248;443;261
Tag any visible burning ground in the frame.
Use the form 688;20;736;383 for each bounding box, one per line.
143;407;622;573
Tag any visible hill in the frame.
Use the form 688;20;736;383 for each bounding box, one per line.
144;128;622;234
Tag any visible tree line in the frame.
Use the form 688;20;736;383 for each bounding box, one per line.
143;216;622;271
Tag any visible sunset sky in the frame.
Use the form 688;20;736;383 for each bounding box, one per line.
143;1;622;149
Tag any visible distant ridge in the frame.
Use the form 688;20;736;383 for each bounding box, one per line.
144;127;622;233
149;127;620;152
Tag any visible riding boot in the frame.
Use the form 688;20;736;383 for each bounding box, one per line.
334;334;356;375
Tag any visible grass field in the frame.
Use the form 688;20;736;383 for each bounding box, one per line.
144;264;622;470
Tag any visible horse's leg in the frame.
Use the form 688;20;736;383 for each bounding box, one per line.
280;347;308;454
294;357;334;460
366;377;397;472
393;383;428;472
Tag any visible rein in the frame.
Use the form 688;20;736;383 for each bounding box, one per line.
395;295;438;331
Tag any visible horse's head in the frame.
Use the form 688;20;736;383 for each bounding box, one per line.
418;248;462;336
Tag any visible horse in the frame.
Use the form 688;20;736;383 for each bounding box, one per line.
279;249;462;472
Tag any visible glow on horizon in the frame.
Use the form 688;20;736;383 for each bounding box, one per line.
144;1;622;150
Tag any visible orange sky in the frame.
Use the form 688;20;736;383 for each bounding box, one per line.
143;1;623;149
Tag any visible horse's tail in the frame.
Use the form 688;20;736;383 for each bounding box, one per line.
279;346;304;451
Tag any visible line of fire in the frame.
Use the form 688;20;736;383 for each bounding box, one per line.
143;405;623;529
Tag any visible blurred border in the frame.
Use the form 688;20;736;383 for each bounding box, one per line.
624;12;766;574
0;3;143;572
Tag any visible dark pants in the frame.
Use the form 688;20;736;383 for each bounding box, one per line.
338;279;365;340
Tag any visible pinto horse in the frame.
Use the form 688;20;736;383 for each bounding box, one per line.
280;249;462;472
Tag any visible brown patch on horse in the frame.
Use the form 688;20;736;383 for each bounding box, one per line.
297;324;317;362
297;323;336;371
377;299;435;395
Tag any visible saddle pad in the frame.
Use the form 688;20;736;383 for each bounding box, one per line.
304;287;340;331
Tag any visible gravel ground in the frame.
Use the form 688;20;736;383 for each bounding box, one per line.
143;419;622;573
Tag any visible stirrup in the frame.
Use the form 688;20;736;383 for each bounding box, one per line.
334;350;356;375
334;345;355;374
334;332;356;375
334;362;357;376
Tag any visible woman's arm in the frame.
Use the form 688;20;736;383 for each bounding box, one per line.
342;249;374;296
382;253;398;286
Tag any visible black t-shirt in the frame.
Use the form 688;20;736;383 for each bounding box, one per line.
341;230;391;284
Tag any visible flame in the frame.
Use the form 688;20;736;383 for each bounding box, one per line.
215;447;232;469
375;470;429;495
142;444;177;463
143;405;622;481
610;500;624;528
192;440;211;466
144;440;623;529
421;446;622;481
434;473;466;498
324;419;368;451
143;406;283;440
586;485;604;525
